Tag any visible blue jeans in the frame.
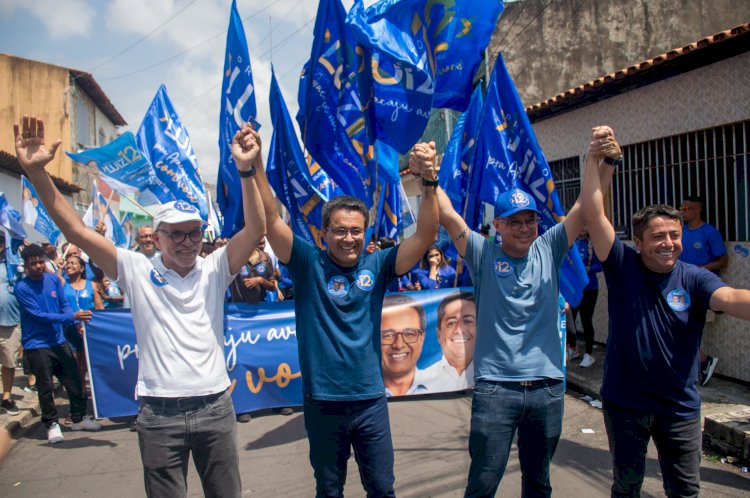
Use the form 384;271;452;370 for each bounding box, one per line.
465;379;564;498
136;390;241;498
603;401;701;498
303;395;395;498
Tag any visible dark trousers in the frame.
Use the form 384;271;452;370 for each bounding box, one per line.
465;379;564;498
572;289;598;354
303;395;396;498
137;390;241;498
603;401;701;498
26;343;86;427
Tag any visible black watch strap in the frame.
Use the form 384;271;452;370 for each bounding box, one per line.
238;167;256;178
603;155;623;167
421;178;439;187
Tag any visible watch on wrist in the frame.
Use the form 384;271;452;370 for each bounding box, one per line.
238;167;256;178
421;178;439;188
603;155;623;168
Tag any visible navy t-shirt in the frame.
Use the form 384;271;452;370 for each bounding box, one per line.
601;238;726;418
287;235;398;400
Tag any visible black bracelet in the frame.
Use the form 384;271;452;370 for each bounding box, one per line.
421;178;439;187
238;167;256;178
603;155;623;168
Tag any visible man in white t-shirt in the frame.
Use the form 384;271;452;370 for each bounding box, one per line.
14;115;266;498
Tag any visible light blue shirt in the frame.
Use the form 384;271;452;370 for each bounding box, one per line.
464;223;568;381
0;260;20;326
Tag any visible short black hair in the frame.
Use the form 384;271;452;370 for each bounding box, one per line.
682;195;704;206
21;243;46;262
436;291;475;329
632;204;682;240
383;294;426;331
322;196;369;229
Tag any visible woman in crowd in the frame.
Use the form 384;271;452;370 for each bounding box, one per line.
412;244;456;290
62;255;103;420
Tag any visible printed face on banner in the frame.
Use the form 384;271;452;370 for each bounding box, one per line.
380;304;425;393
437;297;476;371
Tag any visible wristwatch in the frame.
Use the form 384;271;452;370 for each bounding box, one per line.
238;167;256;178
603;155;623;168
421;178;439;187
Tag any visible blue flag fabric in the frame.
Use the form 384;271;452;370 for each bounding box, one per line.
96;191;128;248
347;0;504;152
20;177;60;245
297;0;374;205
120;212;133;250
0;192;27;240
217;0;258;237
473;53;588;306
66;132;166;206
269;69;329;249
376;179;400;240
136;84;209;219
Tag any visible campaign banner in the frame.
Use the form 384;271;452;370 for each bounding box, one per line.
86;287;568;418
66;132;165;206
20;176;61;245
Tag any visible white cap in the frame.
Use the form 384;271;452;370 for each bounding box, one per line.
152;201;204;231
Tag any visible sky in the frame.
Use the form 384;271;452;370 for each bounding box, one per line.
0;0;357;187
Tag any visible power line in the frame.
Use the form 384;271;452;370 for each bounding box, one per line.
88;0;201;73
501;0;555;53
98;0;287;82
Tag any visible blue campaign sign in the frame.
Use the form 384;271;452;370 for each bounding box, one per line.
66;132;165;206
20;177;61;245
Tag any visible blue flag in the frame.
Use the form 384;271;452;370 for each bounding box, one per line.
375;179;400;240
136;84;209;219
269;69;330;249
217;0;258;237
347;0;504;152
0;192;27;240
297;0;374;205
473;53;588;306
20;177;61;245
96;191;128;248
120;212;133;250
66;132;166;206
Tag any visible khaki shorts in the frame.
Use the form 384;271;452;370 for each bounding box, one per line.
0;325;21;367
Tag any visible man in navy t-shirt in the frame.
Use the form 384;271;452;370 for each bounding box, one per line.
580;127;750;497
252;133;439;497
679;194;728;386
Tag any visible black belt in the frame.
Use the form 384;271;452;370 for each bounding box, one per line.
489;379;561;389
140;390;225;411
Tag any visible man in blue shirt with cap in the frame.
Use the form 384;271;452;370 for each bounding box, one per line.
414;130;605;496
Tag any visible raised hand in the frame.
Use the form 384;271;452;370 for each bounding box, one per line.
409;141;438;181
231;124;261;172
14;116;62;172
589;126;621;160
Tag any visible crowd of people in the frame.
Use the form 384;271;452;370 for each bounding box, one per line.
2;115;748;498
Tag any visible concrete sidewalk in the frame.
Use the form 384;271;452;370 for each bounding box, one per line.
3;346;750;461
565;344;750;461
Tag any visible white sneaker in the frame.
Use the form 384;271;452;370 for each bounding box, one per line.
71;416;102;431
580;353;595;368
47;423;64;444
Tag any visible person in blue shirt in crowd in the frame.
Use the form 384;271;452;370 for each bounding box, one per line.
0;234;22;415
14;244;101;444
568;225;602;368
581;126;750;498
252;129;439;497
679;194;728;385
421;122;593;495
412;244;457;290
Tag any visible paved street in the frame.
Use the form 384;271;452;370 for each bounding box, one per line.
1;391;749;497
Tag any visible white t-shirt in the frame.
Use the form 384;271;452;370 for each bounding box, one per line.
421;356;474;392
114;247;235;397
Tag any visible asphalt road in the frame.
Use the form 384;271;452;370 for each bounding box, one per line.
1;392;749;497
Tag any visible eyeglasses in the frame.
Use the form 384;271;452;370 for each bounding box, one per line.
499;216;540;231
157;228;204;243
381;328;423;344
326;226;365;238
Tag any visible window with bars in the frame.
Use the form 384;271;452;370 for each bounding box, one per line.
611;121;749;242
549;156;581;214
